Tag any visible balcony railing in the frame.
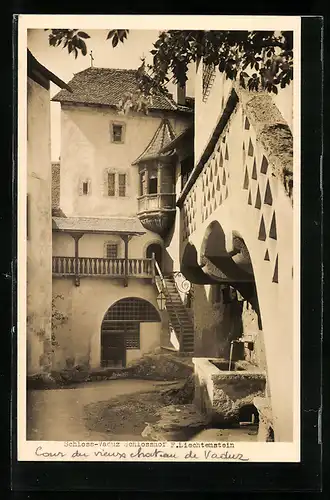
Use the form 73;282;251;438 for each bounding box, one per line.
137;193;176;213
52;256;153;278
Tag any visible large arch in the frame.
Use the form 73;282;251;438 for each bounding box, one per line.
100;297;161;368
199;220;254;285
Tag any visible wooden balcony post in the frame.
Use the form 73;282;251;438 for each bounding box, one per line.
157;162;162;199
120;234;133;287
70;232;83;286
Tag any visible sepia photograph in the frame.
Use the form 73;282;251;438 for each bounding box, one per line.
17;15;301;462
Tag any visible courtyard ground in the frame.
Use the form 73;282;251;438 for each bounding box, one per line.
27;378;258;442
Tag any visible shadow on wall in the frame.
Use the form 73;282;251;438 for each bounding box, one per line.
191;283;244;359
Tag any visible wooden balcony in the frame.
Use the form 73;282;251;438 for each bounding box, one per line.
52;256;153;279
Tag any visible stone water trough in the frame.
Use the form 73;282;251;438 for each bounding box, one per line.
193;357;266;425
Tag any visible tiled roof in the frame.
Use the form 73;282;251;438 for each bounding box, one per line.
132;118;177;165
52;216;146;234
52;67;191;112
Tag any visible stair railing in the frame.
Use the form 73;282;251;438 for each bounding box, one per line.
152;253;184;349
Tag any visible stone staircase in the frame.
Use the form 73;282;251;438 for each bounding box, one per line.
162;275;195;354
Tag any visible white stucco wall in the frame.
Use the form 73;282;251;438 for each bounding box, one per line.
27;77;53;375
52;230;163;259
59;104;190;218
194;62;293;165
52;277;165;369
183;84;294;441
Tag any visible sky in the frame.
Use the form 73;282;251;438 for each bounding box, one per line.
27;29;195;160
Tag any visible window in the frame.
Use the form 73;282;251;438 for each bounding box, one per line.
79;179;91;196
118;174;126;197
108;173;116;197
110;122;125;143
104;298;161;322
106;243;118;259
82;181;89;195
105;171;128;197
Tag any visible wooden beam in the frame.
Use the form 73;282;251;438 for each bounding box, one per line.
70;232;84;286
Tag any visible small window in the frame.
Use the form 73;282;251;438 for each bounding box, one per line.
108;173;116;197
118;173;126;197
82;181;88;194
111;122;125;143
106;243;118;259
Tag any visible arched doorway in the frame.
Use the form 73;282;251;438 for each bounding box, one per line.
101;297;161;368
146;243;163;270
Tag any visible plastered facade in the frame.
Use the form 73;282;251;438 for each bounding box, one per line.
27;77;53;375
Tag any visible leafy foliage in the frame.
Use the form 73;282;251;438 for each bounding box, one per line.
51;294;68;349
46;29;293;111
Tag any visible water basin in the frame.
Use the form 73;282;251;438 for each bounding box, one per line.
210;360;245;371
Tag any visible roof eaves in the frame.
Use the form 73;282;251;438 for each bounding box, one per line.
27;50;72;92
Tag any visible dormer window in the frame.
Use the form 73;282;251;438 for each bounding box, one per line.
110;122;125;144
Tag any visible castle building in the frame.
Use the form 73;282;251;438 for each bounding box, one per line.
46;59;294;443
50;67;193;370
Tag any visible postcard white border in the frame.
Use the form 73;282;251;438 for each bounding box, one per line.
17;14;301;463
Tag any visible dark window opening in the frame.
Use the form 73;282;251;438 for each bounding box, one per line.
148;176;158;194
82;181;89;195
112;124;123;143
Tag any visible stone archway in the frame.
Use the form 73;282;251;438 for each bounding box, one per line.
100;297;161;368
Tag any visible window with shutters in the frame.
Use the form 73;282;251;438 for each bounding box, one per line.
108;172;116;197
118;173;126;197
106;243;118;259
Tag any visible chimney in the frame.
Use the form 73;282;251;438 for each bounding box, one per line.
176;83;186;106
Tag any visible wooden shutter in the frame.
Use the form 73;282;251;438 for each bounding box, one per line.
118;173;126;197
108;172;116;196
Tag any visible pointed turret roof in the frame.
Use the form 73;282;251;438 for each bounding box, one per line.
132;118;177;165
